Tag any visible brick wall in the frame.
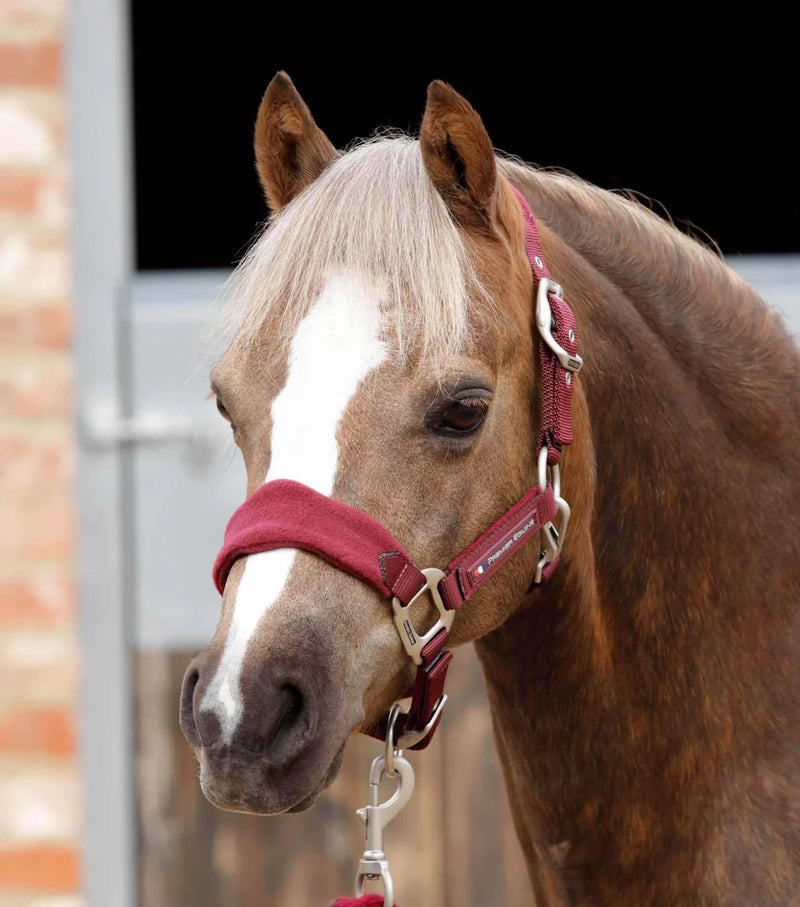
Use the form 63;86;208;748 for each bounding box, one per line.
0;1;82;905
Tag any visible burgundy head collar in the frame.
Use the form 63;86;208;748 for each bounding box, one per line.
213;187;582;750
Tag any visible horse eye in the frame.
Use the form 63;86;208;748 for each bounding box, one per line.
216;396;232;423
435;397;489;435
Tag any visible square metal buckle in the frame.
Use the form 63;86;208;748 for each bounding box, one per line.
391;567;454;666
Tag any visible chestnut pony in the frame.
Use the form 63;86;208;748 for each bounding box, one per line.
181;73;800;905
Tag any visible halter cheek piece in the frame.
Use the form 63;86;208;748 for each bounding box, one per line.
212;188;582;751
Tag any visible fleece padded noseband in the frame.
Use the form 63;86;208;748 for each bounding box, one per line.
212;186;581;749
213;480;557;609
213;479;426;604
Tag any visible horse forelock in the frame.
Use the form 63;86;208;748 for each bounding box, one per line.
217;136;494;367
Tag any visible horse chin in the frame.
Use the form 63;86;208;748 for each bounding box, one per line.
197;741;346;816
284;743;346;813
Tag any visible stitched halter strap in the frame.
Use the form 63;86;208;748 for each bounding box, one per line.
212;188;581;750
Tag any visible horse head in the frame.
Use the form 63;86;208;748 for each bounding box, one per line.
179;73;589;815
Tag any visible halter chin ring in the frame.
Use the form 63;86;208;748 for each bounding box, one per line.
391;567;454;666
537;278;584;372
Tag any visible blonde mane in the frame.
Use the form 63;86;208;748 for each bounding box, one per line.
219;136;490;361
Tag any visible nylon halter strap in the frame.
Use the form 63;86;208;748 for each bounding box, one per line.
212;188;582;751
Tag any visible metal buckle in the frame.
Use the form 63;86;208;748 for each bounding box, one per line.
392;567;454;666
535;447;571;583
534;497;571;583
536;278;583;372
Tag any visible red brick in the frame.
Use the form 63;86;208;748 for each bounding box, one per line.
0;171;41;212
0;430;72;499
0;42;61;88
31;304;70;350
0;574;75;626
0;498;73;560
0;630;78;707
0;845;80;891
0;305;71;352
0;0;66;30
0;707;74;757
0;363;70;418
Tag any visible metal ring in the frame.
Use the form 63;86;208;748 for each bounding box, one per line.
384;703;405;777
356;867;394;907
538;445;549;490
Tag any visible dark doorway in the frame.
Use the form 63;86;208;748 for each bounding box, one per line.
131;13;796;270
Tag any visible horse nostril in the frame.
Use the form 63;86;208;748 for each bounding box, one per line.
180;655;319;765
179;664;202;748
275;683;303;736
260;680;317;764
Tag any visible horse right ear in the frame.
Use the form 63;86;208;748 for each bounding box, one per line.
419;80;498;233
254;72;338;212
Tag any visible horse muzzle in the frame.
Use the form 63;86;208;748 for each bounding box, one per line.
179;633;360;814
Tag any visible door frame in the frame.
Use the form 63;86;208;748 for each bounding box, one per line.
67;0;137;903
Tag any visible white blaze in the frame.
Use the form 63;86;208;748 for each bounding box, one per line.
202;271;388;740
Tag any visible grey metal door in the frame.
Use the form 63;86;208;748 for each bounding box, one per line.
126;272;240;650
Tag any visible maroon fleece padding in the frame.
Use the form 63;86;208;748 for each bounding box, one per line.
213;479;423;600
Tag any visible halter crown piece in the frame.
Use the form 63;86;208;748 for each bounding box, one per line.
212;187;582;752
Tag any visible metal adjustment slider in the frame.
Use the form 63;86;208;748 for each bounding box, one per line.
392;567;454;666
535;447;572;584
385;696;449;758
536;278;583;372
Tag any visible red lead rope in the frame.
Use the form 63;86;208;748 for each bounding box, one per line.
212;187;580;753
332;896;390;906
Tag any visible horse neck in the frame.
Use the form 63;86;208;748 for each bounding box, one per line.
476;168;800;903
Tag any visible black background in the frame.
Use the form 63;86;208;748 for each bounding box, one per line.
131;12;796;271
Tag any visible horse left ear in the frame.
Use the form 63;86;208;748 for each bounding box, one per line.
419;81;498;231
254;71;338;212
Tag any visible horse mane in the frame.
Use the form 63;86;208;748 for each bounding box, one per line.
219;133;799;450
499;156;800;457
219;135;489;362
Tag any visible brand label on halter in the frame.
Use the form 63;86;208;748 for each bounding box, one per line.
468;511;540;584
402;619;417;647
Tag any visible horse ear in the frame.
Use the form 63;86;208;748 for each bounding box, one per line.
419;81;498;231
254;71;338;212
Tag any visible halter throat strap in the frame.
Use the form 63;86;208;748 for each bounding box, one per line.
212;187;580;749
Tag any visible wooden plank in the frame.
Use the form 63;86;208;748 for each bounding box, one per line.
135;646;533;906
